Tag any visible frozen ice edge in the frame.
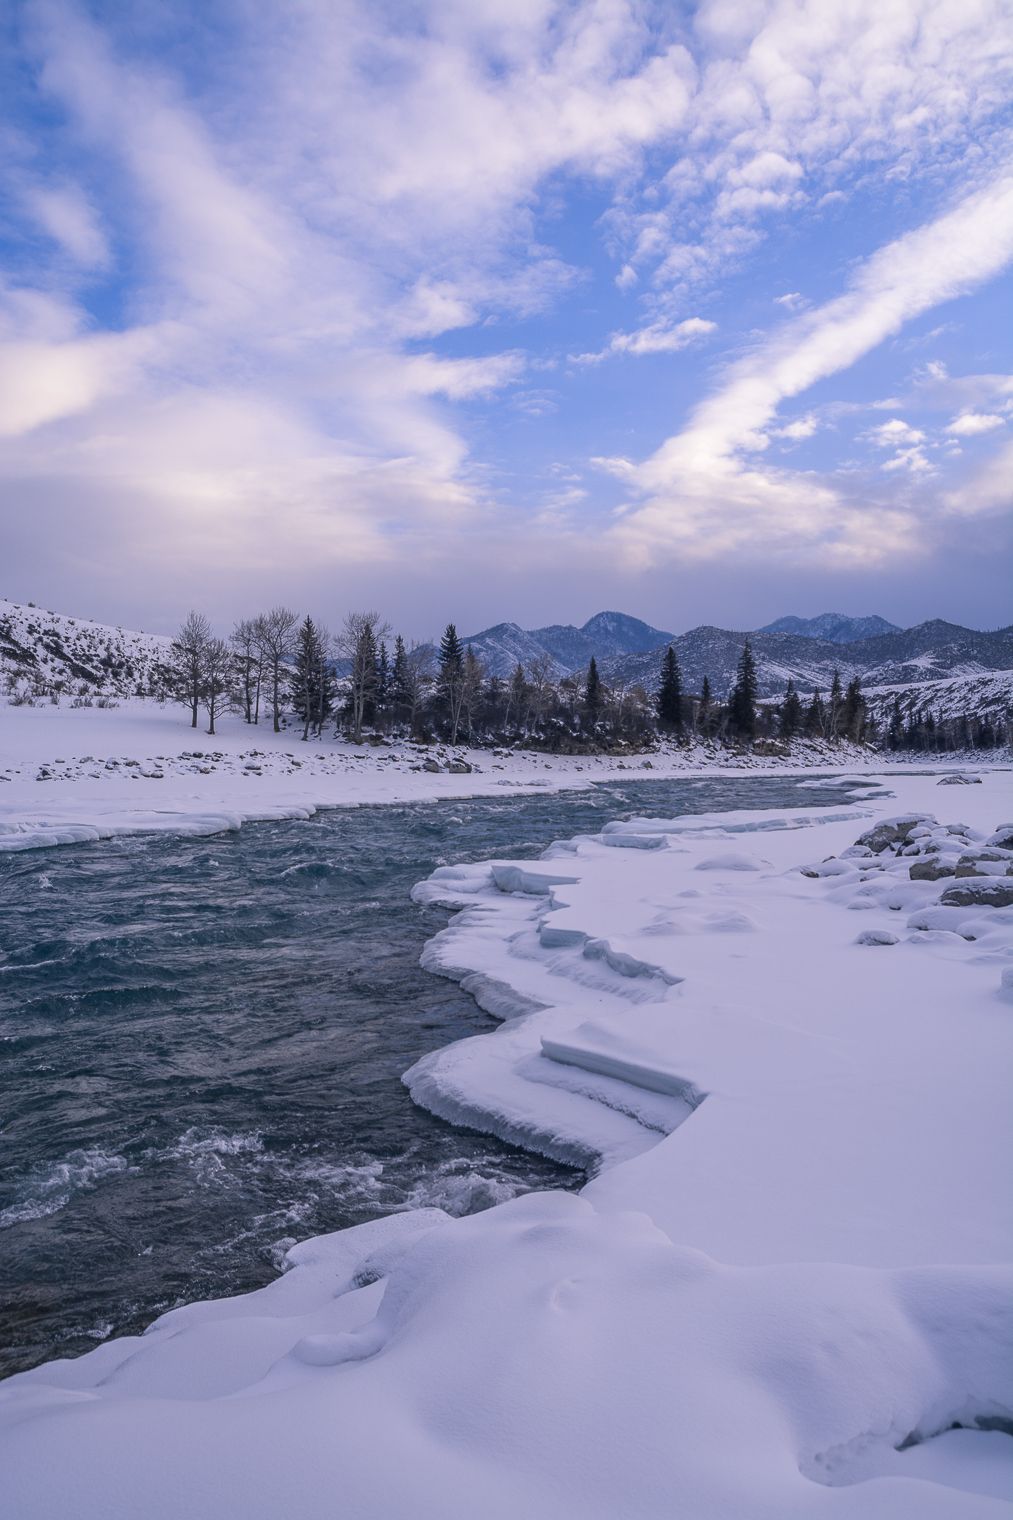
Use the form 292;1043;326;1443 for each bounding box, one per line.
403;800;882;1178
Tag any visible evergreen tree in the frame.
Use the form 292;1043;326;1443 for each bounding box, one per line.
339;611;385;743
780;679;802;739
375;641;390;715
828;667;843;738
697;675;713;736
439;623;466;743
805;689;825;739
842;676;865;743
584;656;602;727
729;640;757;740
506;663;528;734
290;617;334;740
390;635;411;723
888;697;905;751
655;646;683;730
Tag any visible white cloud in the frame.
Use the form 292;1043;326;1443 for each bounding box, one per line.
865;418;926;447
605;171;1013;565
772;414;819;441
945;411;1005;436
573;317;716;365
881;445;934;475
22;184;110;269
774;292;805;310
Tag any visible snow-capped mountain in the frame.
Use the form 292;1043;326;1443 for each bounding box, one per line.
462;611;675;677
0;600;173;699
601;619;1013;704
758;613;900;643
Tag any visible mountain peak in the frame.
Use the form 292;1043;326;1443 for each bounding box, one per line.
758;613;900;644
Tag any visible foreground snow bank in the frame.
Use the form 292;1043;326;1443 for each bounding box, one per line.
1;769;1010;1518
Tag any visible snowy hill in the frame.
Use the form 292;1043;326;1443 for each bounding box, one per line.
600;619;1013;714
463;610;675;677
758;612;900;643
0;600;173;701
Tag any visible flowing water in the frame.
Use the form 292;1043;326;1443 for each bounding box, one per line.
0;775;848;1377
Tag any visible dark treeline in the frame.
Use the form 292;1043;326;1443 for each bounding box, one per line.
166;613;1011;753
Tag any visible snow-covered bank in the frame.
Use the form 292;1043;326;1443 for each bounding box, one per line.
1;769;1010;1517
0;697;1002;852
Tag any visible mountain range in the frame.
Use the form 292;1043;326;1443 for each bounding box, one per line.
2;599;1010;725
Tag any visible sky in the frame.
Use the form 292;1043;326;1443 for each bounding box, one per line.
1;0;1012;640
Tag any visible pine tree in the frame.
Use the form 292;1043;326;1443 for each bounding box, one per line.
391;635;410;723
780;679;802;739
729;640;757;740
698;675;712;736
506;663;528;734
805;689;825;739
828;668;843;738
584;656;602;727
290;617;333;740
375;641;390;715
339;611;385;743
842;676;864;743
655;646;683;730
439;623;466;743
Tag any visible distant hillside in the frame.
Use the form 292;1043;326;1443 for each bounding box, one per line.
601;620;1013;703
462;610;675;678
0;600;173;699
758;613;899;643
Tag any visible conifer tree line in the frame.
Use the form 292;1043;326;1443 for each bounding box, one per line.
165;611;1011;752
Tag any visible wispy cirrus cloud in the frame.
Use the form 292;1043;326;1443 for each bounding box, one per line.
604;172;1013;565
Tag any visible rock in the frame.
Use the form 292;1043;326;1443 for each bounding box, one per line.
986;825;1013;850
854;928;899;946
937;773;981;785
422;758;442;773
908;859;956;881
954;850;1013;878
855;814;932;854
940;880;1013;909
445;761;472;774
753;739;790;757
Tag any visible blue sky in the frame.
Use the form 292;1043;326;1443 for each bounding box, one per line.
1;0;1012;638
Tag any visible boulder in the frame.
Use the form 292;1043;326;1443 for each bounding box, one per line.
908;859;956;882
954;850;1013;878
422;758;443;773
986;825;1013;850
854;928;899;946
854;814;932;854
445;760;472;775
940;880;1013;909
937;774;981;785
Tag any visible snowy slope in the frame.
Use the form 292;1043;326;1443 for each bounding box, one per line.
0;600;173;700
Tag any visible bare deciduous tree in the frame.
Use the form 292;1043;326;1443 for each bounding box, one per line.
200;637;233;736
231;618;262;724
256;607;298;733
171;611;211;728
